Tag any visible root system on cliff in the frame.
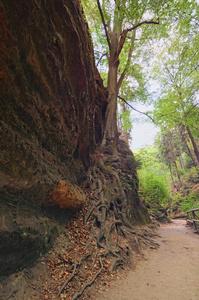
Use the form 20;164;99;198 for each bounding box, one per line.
41;142;159;300
0;142;159;300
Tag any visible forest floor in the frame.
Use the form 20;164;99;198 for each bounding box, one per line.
95;219;199;300
1;219;199;299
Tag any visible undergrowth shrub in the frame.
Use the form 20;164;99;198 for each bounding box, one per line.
169;168;199;212
181;167;199;184
180;182;199;212
138;170;170;206
180;195;198;212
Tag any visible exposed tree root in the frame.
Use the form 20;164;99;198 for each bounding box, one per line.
109;258;124;273
44;142;159;300
56;249;94;298
57;262;77;298
71;257;103;300
84;200;102;224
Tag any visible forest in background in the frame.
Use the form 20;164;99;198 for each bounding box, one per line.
82;0;199;218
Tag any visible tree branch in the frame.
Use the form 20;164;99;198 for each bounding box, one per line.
117;32;135;92
97;52;108;66
115;29;128;58
164;64;176;84
97;0;111;50
118;95;156;124
181;64;199;86
185;103;199;117
127;19;159;33
115;19;159;69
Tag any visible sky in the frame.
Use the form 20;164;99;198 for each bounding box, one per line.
130;121;159;151
129;102;160;152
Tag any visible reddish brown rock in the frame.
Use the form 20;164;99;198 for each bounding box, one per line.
0;0;107;278
44;180;86;210
0;0;107;206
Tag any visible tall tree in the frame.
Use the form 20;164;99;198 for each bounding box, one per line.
157;131;182;185
178;124;197;167
152;33;199;167
82;0;176;145
83;0;199;145
117;100;131;145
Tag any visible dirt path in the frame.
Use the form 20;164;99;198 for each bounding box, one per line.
96;219;199;300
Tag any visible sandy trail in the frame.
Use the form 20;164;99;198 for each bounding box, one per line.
96;219;199;300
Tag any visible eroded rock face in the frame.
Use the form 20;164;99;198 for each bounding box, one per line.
45;180;86;209
0;0;107;278
0;0;107;206
0;203;61;278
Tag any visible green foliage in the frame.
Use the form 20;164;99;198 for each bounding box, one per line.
155;130;180;169
126;154;141;170
182;167;199;184
136;145;199;217
118;105;132;133
168;167;199;212
139;170;170;206
180;195;199;212
135;146;169;176
183;153;195;170
151;31;199;131
81;0;199;146
135;146;170;206
82;0;199;216
120;173;137;191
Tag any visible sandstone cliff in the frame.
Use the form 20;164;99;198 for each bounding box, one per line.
0;0;107;207
0;0;150;282
0;0;107;278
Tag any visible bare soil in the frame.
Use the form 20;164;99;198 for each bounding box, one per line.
96;219;199;300
1;219;198;300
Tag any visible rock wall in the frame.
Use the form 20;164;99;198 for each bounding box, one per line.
0;0;150;280
0;0;107;207
0;0;107;278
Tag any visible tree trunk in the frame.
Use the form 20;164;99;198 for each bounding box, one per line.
102;34;120;145
179;155;184;169
169;163;175;187
121;102;129;146
102;66;118;145
179;126;197;167
174;160;181;185
168;131;181;185
186;125;199;167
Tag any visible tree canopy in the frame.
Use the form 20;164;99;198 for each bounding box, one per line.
82;0;199;148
